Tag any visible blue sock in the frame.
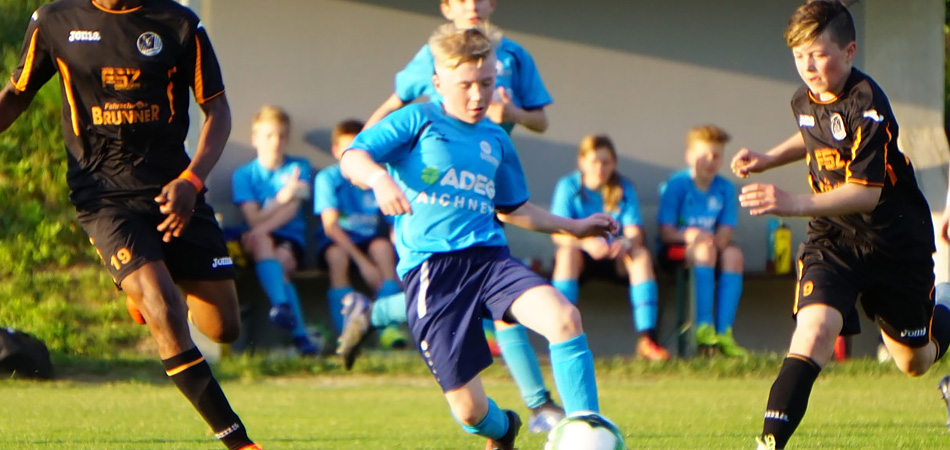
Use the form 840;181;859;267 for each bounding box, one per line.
630;280;658;333
550;334;599;414
370;292;407;329
327;286;353;333
254;259;287;306
457;398;509;439
376;279;401;297
283;282;308;337
715;271;743;334
552;279;579;304
496;325;548;409
693;266;716;327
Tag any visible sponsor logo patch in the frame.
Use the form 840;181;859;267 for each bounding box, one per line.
863;110;884;122
211;256;233;268
799;114;815;127
68;30;101;42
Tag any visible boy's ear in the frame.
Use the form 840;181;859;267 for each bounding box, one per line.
844;41;857;64
432;73;442;91
439;1;452;20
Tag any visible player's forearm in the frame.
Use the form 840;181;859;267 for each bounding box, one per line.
187;94;231;181
498;202;577;235
793;183;881;217
510;107;548;133
340;149;386;189
323;223;366;259
251;201;299;233
0;83;35;133
658;225;684;244
365;93;405;129
764;132;807;170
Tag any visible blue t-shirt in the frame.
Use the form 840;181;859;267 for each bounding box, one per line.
657;169;738;233
347;101;530;277
313;163;385;247
550;171;642;231
394;37;552;134
231;156;313;245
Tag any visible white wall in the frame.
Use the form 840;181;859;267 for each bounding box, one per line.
188;0;945;273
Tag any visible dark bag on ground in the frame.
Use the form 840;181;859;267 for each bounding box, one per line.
0;327;53;379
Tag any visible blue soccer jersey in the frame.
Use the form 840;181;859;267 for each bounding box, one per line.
394;37;552;134
314;164;385;246
347;101;530;277
231;156;312;244
657;169;738;233
550;171;642;230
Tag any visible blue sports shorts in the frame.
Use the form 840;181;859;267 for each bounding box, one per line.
402;246;547;392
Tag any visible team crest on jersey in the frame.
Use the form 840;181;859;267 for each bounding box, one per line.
479;140;499;167
829;113;847;141
137;32;163;56
798;114;815;128
707;197;722;213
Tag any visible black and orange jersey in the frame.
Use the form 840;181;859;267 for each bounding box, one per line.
9;0;224;211
791;68;934;256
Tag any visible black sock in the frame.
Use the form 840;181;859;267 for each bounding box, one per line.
761;354;821;449
163;348;253;450
932;304;950;362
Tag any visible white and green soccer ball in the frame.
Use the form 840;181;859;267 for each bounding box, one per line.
544;411;626;450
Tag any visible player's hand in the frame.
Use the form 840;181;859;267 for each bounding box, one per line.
731;148;771;178
275;166;307;204
939;206;950;244
683;227;713;246
372;175;412;216
155;178;198;242
486;86;513;125
739;183;797;216
572;213;619;240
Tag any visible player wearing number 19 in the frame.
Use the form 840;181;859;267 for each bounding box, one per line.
341;24;616;450
0;0;259;448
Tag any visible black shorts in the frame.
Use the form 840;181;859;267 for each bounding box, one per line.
270;234;304;264
315;237;383;271
578;253;626;285
78;201;236;286
794;237;935;347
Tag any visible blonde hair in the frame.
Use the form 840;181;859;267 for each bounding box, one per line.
252;105;290;130
685;125;731;149
785;1;856;48
428;23;500;69
578;134;623;214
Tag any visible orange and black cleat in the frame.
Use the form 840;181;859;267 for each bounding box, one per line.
238;444;263;450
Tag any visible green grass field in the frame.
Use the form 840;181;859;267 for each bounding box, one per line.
2;357;950;450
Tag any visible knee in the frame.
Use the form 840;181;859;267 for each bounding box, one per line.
721;246;744;272
689;240;717;266
893;350;934;377
551;303;583;340
325;246;350;270
368;238;393;255
447;395;487;427
203;316;241;344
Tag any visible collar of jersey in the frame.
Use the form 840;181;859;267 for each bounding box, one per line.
91;1;143;14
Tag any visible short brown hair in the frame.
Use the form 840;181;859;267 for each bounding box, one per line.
252;105;290;129
784;1;856;48
685;125;731;148
428;23;498;69
332;119;364;144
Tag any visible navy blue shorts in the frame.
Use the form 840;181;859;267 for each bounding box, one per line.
403;246;547;392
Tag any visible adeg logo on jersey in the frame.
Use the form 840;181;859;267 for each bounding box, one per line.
137;32;163;56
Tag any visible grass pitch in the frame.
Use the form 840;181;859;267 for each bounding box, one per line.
1;357;949;449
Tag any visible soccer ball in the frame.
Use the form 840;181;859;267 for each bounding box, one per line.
544;411;626;450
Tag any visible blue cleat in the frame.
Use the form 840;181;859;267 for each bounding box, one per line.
292;334;319;356
337;292;373;370
938;375;950;430
527;395;565;433
268;303;297;330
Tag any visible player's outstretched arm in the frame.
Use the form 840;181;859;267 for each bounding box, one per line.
156;94;231;242
365;93;406;130
739;181;880;217
731;132;806;178
340;149;412;215
0;82;37;133
498;202;618;238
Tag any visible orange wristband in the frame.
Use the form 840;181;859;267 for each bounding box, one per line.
178;169;204;192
